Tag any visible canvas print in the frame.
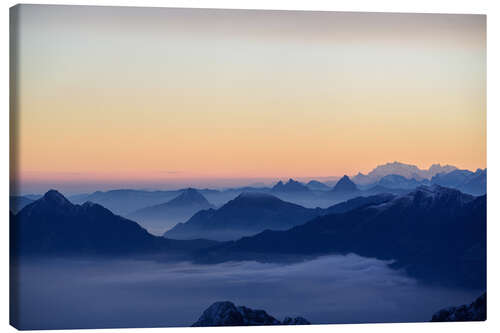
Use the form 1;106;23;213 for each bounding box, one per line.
9;4;486;330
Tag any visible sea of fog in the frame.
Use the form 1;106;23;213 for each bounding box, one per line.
11;254;481;330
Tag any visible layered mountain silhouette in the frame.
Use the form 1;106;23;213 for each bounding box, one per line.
10;190;218;257
272;179;311;193
322;193;395;215
306;180;330;191
69;189;182;215
165;192;396;241
375;174;427;189
363;184;409;196
325;175;361;201
431;293;486;322
353;162;457;185
196;185;486;288
9;196;34;214
127;188;214;235
192;301;310;326
164;192;322;241
431;169;486;196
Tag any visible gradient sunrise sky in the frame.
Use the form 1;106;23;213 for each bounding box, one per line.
11;5;486;194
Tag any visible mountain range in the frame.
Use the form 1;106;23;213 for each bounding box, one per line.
272;179;311;193
306;180;330;191
69;189;182;215
10;190;218;257
10;181;486;290
164;190;397;241
353;162;457;185
194;185;486;288
431;168;486;196
375;174;428;189
164;192;322;241
127;188;214;235
19;162;482;218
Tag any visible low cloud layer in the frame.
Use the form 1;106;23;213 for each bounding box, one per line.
12;254;481;329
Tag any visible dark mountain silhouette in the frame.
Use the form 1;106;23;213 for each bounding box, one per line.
127;189;214;235
9;196;34;214
272;179;311;193
431;293;486;322
192;301;310;326
431;169;486;195
306;180;330;191
10;190;218;257
196;185;485;288
164;192;322;241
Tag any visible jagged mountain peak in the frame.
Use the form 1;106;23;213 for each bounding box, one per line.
353;161;459;185
192;301;310;327
272;178;310;192
332;175;358;193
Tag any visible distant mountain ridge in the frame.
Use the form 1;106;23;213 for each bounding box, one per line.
306;180;330;191
164;192;321;241
9;196;34;214
331;175;359;193
69;189;182;215
431;168;486;196
353;162;457;185
272;179;311;193
376;174;428;189
165;191;396;241
127;189;214;235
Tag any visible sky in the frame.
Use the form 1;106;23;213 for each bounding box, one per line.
11;5;486;193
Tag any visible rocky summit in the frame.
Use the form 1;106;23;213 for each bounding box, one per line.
192;301;311;326
431;293;486;322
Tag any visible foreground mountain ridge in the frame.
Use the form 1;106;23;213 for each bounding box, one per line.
431;293;486;322
192;301;311;326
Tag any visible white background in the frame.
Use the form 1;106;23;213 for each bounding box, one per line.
1;1;498;332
